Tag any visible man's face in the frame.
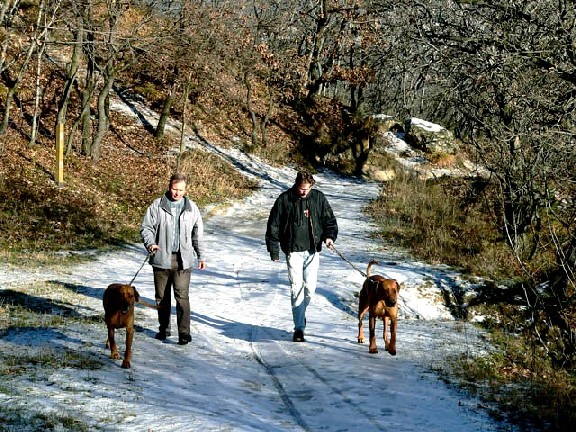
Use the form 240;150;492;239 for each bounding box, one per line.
295;182;312;198
169;180;187;201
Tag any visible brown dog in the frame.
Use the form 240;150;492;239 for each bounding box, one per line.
103;283;140;369
357;260;401;355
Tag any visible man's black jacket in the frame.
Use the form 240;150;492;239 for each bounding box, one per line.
265;187;338;260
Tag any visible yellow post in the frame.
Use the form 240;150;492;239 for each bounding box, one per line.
55;123;64;185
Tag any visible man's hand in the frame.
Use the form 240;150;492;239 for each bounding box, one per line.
325;238;334;248
148;244;160;254
198;261;207;270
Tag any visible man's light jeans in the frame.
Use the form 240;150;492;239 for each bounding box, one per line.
286;250;320;331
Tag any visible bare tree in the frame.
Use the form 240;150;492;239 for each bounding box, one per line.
368;0;576;363
53;0;163;160
136;1;239;142
30;0;63;147
0;0;21;80
0;0;43;140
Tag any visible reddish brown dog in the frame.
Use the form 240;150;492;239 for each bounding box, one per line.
357;260;401;355
103;283;140;369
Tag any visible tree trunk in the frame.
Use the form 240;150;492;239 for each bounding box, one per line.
30;29;47;147
0;83;16;153
177;78;193;171
259;84;274;147
57;26;83;136
78;67;96;156
0;0;21;76
29;0;56;147
244;71;259;148
0;26;37;138
305;0;328;100
155;86;175;141
91;64;115;162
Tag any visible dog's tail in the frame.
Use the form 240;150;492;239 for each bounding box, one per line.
366;260;379;278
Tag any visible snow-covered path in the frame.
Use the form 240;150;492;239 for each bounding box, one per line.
0;111;509;431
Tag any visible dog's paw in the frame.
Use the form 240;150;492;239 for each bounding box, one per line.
357;337;365;344
121;360;131;369
110;351;121;360
369;347;379;354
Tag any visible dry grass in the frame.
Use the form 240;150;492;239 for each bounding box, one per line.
0;112;258;266
367;170;518;280
0;282;101;431
366;164;576;431
449;330;576;431
0;408;92;432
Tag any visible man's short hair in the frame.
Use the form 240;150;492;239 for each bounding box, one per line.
295;170;315;186
170;173;187;185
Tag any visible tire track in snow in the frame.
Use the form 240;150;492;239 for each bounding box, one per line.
234;263;387;432
250;346;311;432
233;259;311;432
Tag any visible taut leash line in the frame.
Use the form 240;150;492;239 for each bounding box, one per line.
129;253;151;286
328;245;368;278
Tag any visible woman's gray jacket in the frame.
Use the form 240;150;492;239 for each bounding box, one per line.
140;193;205;270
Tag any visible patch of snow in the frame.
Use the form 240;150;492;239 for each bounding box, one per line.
411;117;446;132
0;97;514;431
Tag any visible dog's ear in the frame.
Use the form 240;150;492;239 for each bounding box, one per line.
132;286;140;302
376;282;386;297
108;284;122;300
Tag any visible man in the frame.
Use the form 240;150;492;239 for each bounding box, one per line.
266;170;338;342
140;173;206;345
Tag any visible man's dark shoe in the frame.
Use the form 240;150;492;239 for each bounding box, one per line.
292;329;305;342
155;330;171;341
178;333;192;345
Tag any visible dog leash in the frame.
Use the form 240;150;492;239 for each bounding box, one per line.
328;244;368;278
128;252;152;286
126;252;162;310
